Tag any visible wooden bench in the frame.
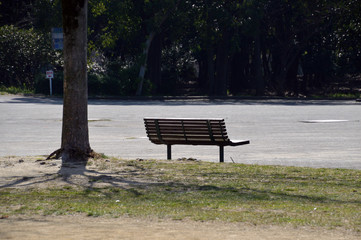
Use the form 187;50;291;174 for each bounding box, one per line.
144;118;250;162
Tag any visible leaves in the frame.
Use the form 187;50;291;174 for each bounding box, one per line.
1;0;360;95
0;25;55;87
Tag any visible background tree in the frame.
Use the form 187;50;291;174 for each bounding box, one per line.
0;25;54;88
136;0;181;95
0;0;34;27
334;0;361;75
0;0;61;90
1;0;360;97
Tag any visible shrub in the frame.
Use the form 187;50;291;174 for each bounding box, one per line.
89;61;151;96
0;25;55;89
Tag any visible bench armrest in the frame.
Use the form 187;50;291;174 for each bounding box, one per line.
228;139;250;146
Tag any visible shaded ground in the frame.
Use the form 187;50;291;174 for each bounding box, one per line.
0;156;360;240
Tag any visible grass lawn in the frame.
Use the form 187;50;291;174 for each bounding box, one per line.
0;158;360;231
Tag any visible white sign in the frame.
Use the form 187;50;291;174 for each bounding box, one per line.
46;70;54;95
46;70;54;79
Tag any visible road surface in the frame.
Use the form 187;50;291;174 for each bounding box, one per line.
0;95;360;169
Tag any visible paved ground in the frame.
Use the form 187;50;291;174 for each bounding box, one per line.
0;94;360;169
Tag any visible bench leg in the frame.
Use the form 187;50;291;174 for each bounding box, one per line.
219;146;224;163
167;145;172;160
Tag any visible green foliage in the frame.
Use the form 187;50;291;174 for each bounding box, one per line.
99;62;139;96
0;85;33;95
333;0;361;74
0;25;55;88
88;62;153;96
0;0;34;27
32;0;62;33
2;0;361;96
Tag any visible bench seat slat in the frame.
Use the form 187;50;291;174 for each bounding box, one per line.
150;119;224;123
149;140;231;145
146;124;226;129
146;132;228;138
146;130;227;135
146;126;226;131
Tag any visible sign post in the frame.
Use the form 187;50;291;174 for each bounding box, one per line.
46;70;54;95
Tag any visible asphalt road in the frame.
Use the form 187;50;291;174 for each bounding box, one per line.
0;94;360;169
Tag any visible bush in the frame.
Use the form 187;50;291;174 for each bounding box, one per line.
88;73;104;96
0;25;55;88
105;62;140;95
89;61;151;96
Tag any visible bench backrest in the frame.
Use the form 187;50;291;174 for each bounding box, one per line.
144;118;231;146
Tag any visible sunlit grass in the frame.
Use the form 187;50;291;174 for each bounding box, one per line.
0;85;34;95
0;159;360;231
311;93;360;99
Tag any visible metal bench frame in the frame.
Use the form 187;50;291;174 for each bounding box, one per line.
144;118;250;162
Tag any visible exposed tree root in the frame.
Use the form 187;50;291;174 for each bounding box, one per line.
88;150;104;159
46;148;101;161
46;148;63;160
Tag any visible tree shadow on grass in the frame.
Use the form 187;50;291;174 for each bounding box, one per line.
1;158;360;207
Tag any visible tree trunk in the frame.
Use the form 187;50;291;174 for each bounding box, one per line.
229;39;252;95
229;52;243;94
207;45;215;95
215;30;230;96
147;33;162;93
136;32;155;96
197;51;208;92
286;57;300;95
135;0;180;96
254;33;264;96
273;48;301;96
61;0;91;163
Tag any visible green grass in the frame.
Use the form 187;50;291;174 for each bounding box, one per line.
310;93;361;99
326;93;361;99
0;85;34;95
1;159;360;231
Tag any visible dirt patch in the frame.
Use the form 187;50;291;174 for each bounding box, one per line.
0;157;359;240
1;215;359;240
0;156;154;189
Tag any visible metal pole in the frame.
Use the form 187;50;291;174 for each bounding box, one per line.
219;146;224;163
167;145;172;160
49;78;53;95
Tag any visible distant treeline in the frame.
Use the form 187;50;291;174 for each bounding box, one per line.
0;0;360;96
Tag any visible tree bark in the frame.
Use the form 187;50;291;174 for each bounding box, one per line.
147;33;162;93
207;45;215;95
229;40;252;95
135;0;180;96
215;30;230;96
136;32;155;96
254;33;264;96
61;0;91;163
